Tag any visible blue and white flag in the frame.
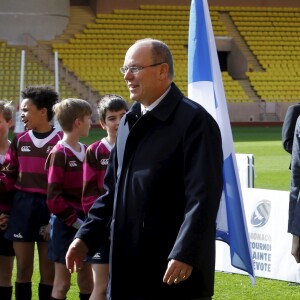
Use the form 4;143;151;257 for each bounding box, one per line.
188;0;255;284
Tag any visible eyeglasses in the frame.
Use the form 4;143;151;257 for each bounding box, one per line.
120;62;166;75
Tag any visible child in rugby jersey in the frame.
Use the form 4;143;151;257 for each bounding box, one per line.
0;85;62;300
0;100;15;300
45;98;93;300
82;94;128;300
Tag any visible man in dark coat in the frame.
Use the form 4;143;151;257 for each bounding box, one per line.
66;38;223;300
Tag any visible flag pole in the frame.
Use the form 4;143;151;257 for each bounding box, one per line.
187;0;255;284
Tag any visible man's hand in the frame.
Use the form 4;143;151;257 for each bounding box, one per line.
65;238;88;273
291;235;300;263
39;224;50;241
163;259;193;285
0;213;9;230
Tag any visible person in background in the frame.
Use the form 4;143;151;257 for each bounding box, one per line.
82;94;128;300
282;103;300;156
289;115;300;263
1;85;62;300
45;98;93;300
282;103;300;287
0;100;15;300
66;38;223;300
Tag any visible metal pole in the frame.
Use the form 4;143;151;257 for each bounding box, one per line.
53;51;61;130
14;50;25;133
54;51;59;94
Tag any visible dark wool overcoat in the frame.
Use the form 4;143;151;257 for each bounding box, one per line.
77;83;223;300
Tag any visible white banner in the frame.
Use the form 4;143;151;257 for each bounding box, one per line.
216;187;300;283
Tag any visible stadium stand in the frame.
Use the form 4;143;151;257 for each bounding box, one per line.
2;1;300;121
228;6;300;103
0;40;81;104
52;4;251;103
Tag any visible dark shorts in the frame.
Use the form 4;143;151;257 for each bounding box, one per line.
48;214;79;264
0;214;15;256
86;238;110;264
5;190;50;242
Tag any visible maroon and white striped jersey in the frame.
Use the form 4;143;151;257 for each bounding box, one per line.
0;152;12;212
45;141;87;226
0;128;63;195
82;138;113;214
